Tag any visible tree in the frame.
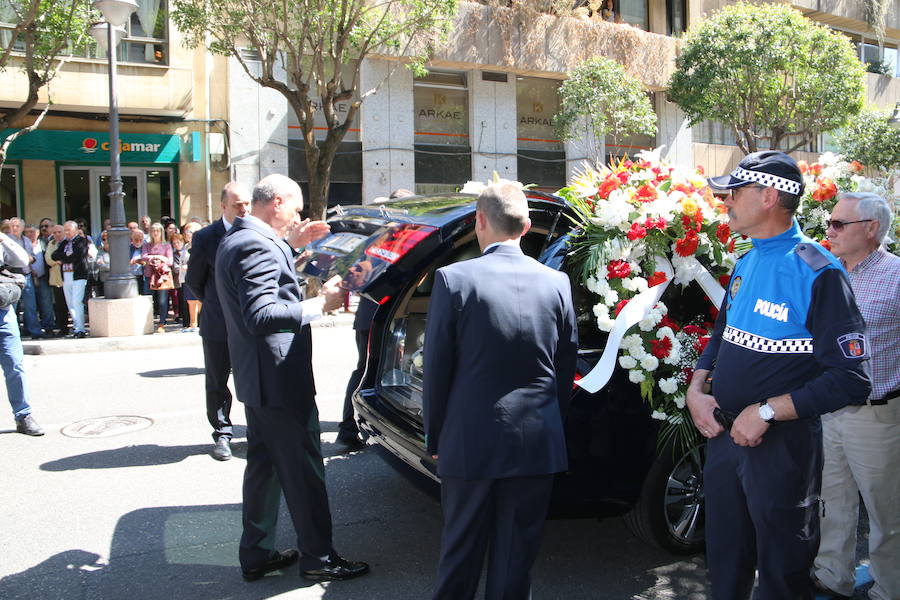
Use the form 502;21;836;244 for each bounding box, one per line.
836;106;900;174
0;0;91;166
667;2;866;155
172;0;457;220
554;56;657;165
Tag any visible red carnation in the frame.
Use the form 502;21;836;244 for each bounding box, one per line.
635;184;657;203
617;171;630;184
648;271;667;287
651;336;672;359
644;217;667;230
675;230;700;257
681;215;693;229
809;163;823;176
694;336;711;354
614;299;629;316
659;315;681;331
716;223;731;244
597;173;622;198
718;274;731;287
683;324;705;336
626;222;647;240
607;259;632;279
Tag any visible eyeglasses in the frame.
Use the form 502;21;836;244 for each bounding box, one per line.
826;219;872;232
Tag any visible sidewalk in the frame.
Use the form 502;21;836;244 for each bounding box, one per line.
22;311;355;355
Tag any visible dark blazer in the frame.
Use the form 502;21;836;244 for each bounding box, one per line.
50;235;89;280
423;244;578;480
214;215;316;409
185;219;227;341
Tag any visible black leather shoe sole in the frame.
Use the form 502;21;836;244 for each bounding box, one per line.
335;436;366;452
242;549;299;581
301;559;369;581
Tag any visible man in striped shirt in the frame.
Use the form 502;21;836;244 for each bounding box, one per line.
813;192;900;600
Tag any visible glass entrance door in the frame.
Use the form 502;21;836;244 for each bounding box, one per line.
60;166;175;237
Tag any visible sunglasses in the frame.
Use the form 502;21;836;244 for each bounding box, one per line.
826;219;872;232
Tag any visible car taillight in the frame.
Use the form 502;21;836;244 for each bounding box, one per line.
365;224;437;264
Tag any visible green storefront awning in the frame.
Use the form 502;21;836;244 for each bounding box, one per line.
0;129;181;163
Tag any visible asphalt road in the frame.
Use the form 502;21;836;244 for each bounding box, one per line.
0;325;872;599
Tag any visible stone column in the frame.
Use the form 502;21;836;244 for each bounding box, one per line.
565;117;604;182
360;58;414;202
469;70;517;183
656;92;693;168
227;53;289;189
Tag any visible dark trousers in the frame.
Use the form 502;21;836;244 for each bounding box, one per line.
240;403;334;571
433;474;554;600
704;421;822;600
338;329;368;440
201;337;233;441
51;285;68;334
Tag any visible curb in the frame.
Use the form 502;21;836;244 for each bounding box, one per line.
22;312;355;355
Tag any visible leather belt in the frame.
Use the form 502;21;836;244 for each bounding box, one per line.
870;387;900;406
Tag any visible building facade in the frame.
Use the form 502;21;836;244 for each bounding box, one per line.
0;0;229;233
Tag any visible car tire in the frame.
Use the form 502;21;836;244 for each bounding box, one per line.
623;442;706;555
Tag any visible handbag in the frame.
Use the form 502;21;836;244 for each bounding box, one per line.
150;271;174;290
0;267;25;308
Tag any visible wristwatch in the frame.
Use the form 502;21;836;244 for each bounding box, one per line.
758;400;777;423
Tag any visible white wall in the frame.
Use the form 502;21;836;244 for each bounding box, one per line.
656;93;693;168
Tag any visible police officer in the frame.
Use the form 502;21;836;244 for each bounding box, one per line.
685;151;872;600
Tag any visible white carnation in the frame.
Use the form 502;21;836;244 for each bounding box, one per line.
657;326;675;340
597;315;616;332
674;395;686;409
659;377;678;394
618;355;638;369
651;410;667;421
592;302;608;320
603;289;619;305
640;355;659;371
622;334;643;353
628;369;646;384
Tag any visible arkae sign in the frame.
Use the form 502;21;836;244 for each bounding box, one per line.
0;129;181;163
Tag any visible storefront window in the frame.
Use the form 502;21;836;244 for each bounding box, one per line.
516;77;565;190
0;166;19;220
667;0;686;37
414;70;470;194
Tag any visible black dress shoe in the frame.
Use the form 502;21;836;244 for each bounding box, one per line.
335;435;366;452
301;553;369;581
212;437;232;461
242;549;299;581
811;577;850;599
16;415;45;436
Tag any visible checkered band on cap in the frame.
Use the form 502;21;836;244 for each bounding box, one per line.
731;167;802;195
723;326;813;354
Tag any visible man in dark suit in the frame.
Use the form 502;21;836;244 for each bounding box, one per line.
215;173;369;583
423;182;578;600
185;182;250;461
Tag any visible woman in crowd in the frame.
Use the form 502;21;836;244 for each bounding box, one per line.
139;223;173;334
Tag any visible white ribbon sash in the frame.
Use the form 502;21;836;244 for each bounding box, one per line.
575;255;724;394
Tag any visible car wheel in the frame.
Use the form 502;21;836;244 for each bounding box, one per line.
624;442;706;554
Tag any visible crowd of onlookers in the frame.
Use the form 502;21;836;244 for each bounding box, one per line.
0;214;210;338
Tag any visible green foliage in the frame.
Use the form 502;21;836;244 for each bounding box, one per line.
668;2;866;154
836;106;900;173
554;57;657;160
0;0;91;74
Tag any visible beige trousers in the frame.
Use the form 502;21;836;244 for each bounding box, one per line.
814;404;900;600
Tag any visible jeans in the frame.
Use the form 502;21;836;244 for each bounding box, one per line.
154;289;169;326
62;272;87;334
34;275;56;331
0;306;31;419
16;273;42;337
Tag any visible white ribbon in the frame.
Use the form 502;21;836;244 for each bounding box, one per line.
575;254;725;394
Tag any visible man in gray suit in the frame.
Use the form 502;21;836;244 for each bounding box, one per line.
423;181;578;600
215;174;369;582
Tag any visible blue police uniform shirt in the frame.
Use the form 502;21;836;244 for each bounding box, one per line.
696;220;871;418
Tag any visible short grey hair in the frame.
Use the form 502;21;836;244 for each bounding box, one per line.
476;182;529;237
252;174;302;207
838;192;893;243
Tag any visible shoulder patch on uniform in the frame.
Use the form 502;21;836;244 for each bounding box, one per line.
837;333;867;359
795;243;831;271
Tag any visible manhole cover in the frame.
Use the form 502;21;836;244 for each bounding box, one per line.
61;416;154;438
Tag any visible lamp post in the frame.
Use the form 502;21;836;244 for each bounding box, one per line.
89;0;138;299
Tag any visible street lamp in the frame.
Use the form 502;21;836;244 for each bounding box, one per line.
90;0;138;299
